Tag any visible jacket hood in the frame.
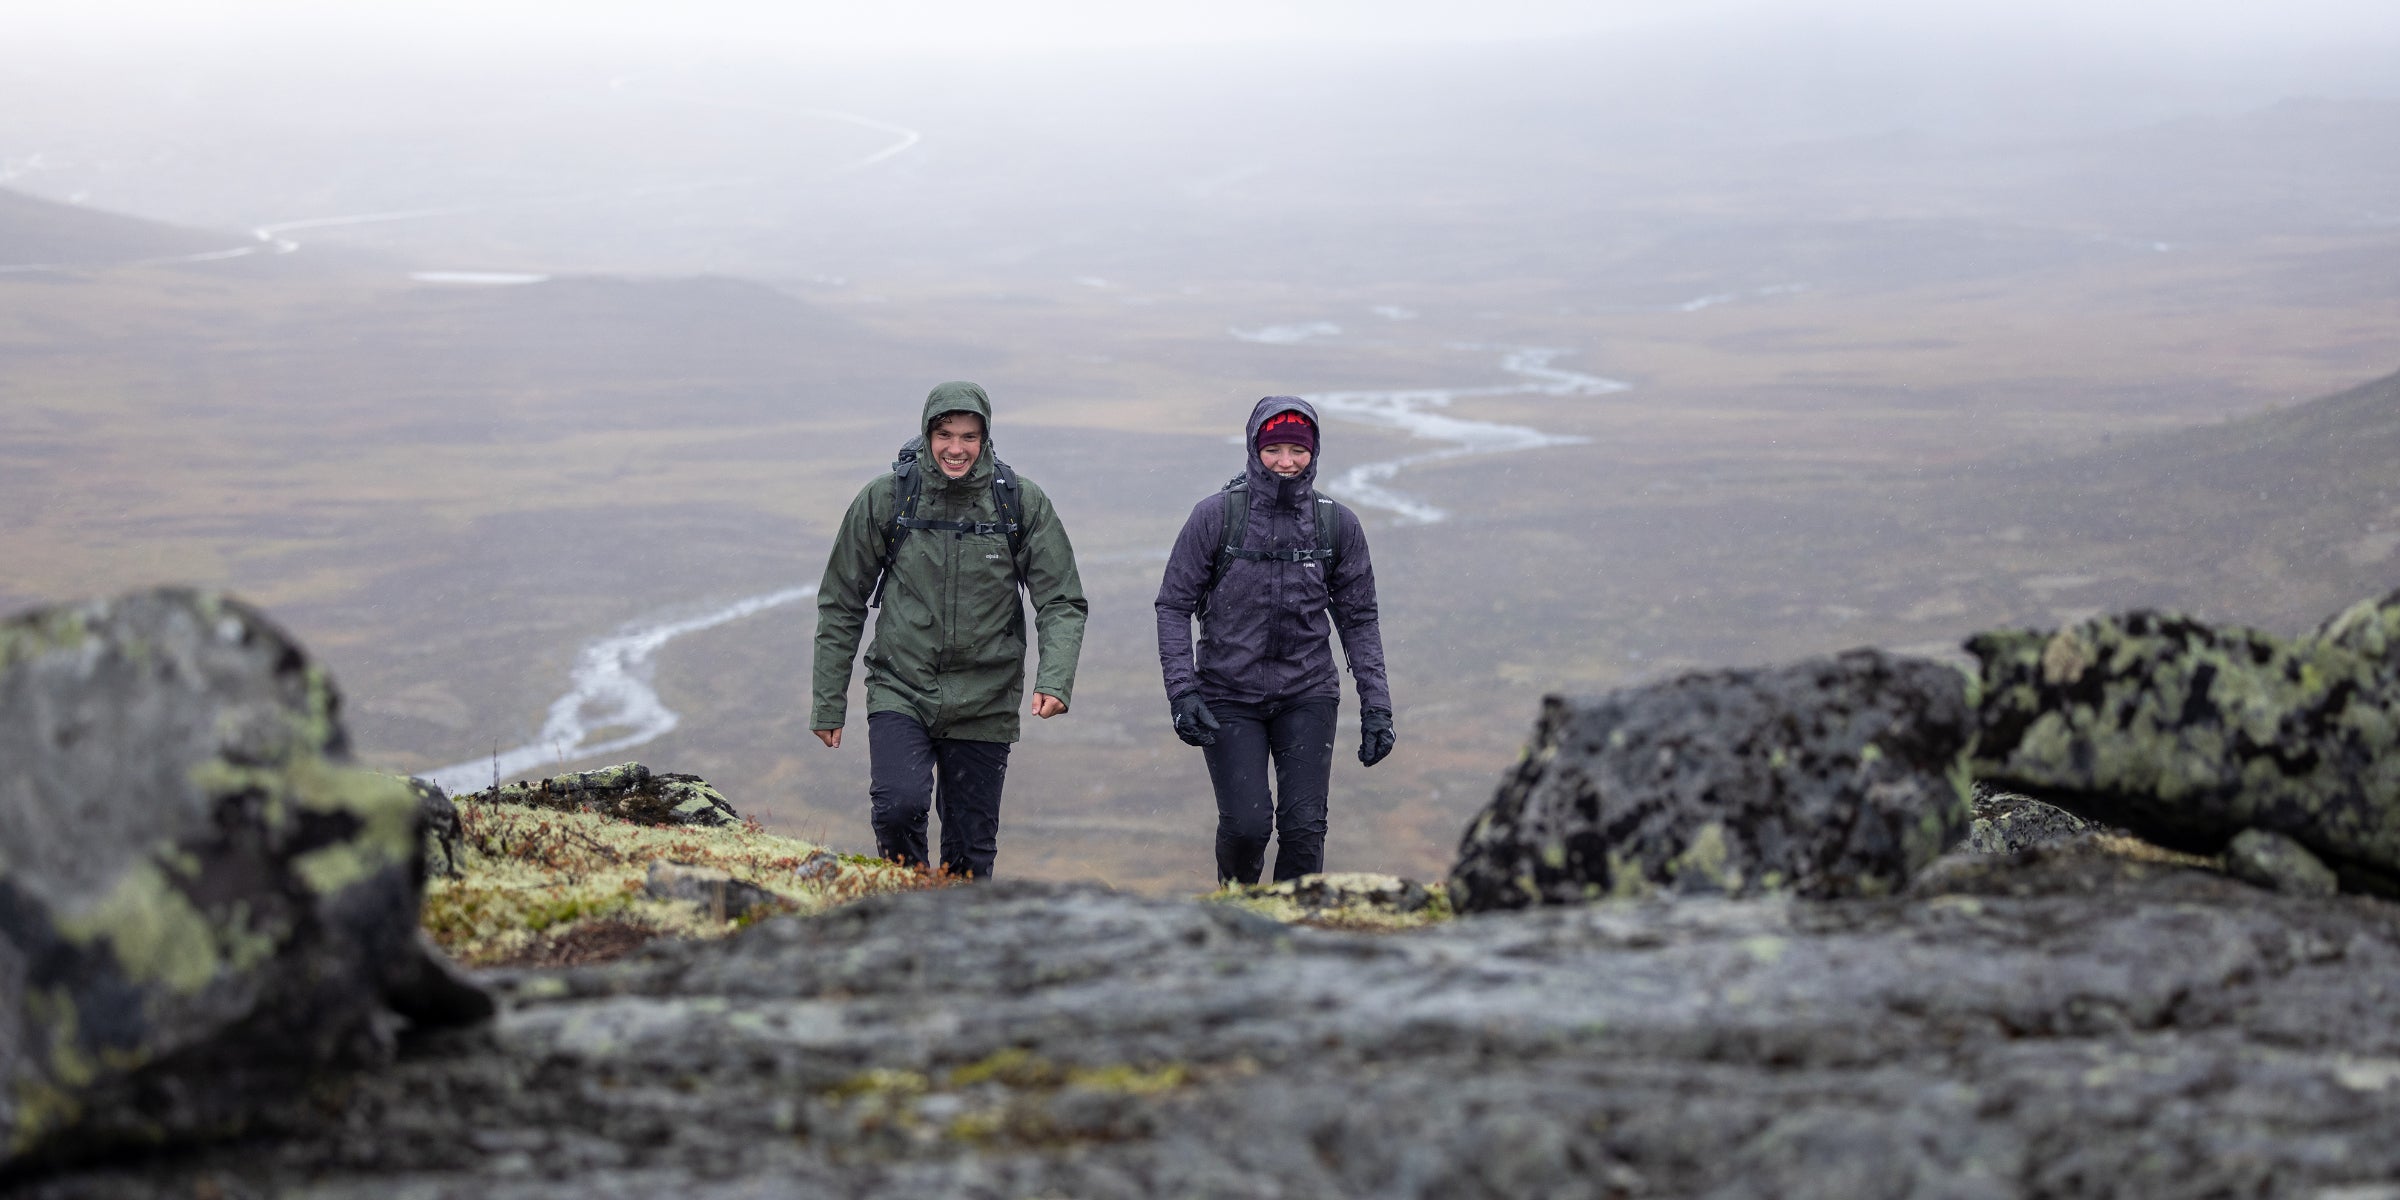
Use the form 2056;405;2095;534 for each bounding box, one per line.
920;381;995;490
1245;395;1320;506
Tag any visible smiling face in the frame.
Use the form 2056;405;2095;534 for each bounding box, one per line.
1260;442;1313;478
928;412;986;478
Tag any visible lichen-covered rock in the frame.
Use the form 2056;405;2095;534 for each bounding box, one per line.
1449;649;1975;912
1214;872;1447;929
1269;872;1437;915
1965;785;2099;855
643;860;788;921
654;774;740;827
2224;829;2340;897
1967;590;2400;891
471;763;741;828
24;870;2400;1199
790;850;841;885
2314;589;2400;661
0;588;491;1171
406;776;463;879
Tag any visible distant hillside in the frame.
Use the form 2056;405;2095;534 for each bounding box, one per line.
0;187;239;268
1968;365;2400;633
1509;361;2400;692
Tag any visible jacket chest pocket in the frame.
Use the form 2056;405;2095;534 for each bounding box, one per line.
1295;559;1332;610
954;531;1022;608
954;530;1015;580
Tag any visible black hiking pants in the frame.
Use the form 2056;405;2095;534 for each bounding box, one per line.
1200;695;1338;886
867;710;1011;879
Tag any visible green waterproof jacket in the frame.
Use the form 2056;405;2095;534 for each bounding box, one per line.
811;382;1088;743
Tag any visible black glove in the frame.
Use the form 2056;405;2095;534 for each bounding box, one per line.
1359;707;1395;767
1171;690;1221;748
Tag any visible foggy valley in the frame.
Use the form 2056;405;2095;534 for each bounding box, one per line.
4;4;2397;890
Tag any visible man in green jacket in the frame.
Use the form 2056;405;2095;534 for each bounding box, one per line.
811;381;1087;878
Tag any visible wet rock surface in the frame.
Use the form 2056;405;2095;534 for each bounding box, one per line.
465;763;742;828
1450;649;1974;911
0;588;489;1173
18;869;2400;1199
2225;828;2340;897
1965;785;2100;854
1969;590;2400;892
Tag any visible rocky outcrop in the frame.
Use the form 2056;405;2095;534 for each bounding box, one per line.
1449;649;1975;911
1965;785;2099;854
1969;589;2400;893
642;860;788;922
468;763;741;828
21;864;2400;1199
406;775;464;879
0;589;489;1173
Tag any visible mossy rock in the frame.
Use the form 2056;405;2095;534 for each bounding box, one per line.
0;588;489;1172
1449;649;1975;913
466;762;741;828
1968;588;2400;893
1211;872;1452;930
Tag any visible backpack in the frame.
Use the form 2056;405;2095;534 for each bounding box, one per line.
1197;474;1341;618
867;435;1028;608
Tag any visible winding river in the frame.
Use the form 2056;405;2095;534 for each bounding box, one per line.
1305;346;1628;523
423;586;817;794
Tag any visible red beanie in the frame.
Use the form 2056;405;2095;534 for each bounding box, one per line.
1256;410;1317;454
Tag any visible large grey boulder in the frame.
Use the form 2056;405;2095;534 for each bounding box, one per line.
1968;589;2400;892
1448;649;1975;912
0;588;489;1171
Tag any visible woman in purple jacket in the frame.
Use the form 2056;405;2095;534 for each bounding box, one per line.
1155;397;1395;886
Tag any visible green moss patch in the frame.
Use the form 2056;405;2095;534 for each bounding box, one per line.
1205;871;1453;932
424;798;957;966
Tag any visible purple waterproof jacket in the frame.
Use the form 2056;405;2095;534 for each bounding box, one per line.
1155;397;1391;712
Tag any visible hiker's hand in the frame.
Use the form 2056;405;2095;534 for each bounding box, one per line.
1171;691;1219;747
1032;692;1067;719
1359;708;1395;767
815;728;842;749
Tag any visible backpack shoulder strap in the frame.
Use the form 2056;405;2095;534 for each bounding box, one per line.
1198;478;1249;619
868;462;923;609
989;459;1028;593
1314;494;1341;570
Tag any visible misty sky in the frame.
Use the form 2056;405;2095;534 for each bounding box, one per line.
26;0;2400;55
